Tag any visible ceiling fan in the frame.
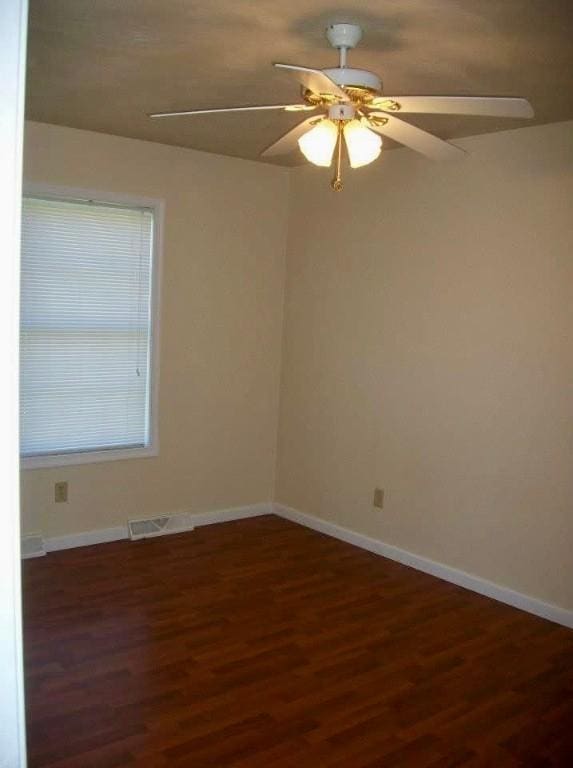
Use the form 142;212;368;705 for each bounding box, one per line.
150;23;534;191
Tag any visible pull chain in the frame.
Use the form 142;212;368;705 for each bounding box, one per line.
331;121;344;192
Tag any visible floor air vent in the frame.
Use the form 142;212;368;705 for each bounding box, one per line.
128;513;195;541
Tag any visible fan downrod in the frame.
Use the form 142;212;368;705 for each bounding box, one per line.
326;23;362;69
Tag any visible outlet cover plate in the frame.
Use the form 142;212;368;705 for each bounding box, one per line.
373;488;384;509
54;481;68;503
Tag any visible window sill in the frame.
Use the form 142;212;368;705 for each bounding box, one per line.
21;444;158;470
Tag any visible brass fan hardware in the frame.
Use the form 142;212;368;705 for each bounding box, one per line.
366;114;389;127
303;90;340;107
369;98;401;112
149;23;534;191
331;122;344;192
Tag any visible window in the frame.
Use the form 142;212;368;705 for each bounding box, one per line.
20;190;161;467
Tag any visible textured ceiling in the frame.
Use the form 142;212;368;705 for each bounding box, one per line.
26;0;573;166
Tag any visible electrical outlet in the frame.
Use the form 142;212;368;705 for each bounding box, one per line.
373;487;384;509
54;481;68;503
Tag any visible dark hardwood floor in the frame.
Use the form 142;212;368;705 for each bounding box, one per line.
23;515;573;767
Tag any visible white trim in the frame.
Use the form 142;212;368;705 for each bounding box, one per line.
0;0;28;762
20;182;164;471
274;504;573;630
45;526;129;553
21;534;45;559
23;502;573;630
26;502;272;554
22;445;158;470
183;502;272;528
22;182;163;216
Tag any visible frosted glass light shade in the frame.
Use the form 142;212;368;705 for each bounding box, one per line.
343;120;382;168
298;120;338;167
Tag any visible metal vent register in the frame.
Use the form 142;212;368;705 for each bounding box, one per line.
128;513;195;541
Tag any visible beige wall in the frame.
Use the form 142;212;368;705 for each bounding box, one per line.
22;121;289;537
22;119;573;612
277;120;573;610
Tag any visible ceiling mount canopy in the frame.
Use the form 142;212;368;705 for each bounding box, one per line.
149;22;534;191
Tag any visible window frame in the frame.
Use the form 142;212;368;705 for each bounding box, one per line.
20;183;163;469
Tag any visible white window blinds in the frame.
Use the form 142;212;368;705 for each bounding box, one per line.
20;196;155;458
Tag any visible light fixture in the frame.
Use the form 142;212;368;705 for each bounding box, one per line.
297;111;383;189
343;120;382;168
150;22;534;194
297;120;338;167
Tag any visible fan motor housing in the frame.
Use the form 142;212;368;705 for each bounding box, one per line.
322;67;382;96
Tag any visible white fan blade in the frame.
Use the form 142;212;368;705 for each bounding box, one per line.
367;114;465;161
273;63;349;102
261;116;319;158
374;96;534;119
149;104;315;118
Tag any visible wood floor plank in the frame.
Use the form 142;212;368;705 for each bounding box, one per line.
23;515;573;766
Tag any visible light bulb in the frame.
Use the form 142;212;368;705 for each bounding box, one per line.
298;120;338;167
343;120;382;168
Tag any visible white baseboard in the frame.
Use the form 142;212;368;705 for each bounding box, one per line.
21;533;46;559
45;525;129;553
273;503;573;630
26;502;272;556
184;502;272;528
25;500;571;630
